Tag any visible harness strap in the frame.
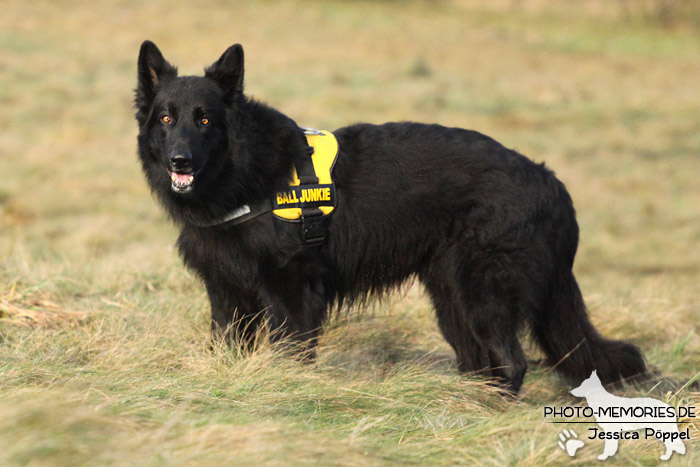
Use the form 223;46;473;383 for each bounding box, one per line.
296;145;319;185
295;144;326;246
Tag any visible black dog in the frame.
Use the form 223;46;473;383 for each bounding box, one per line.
135;41;646;393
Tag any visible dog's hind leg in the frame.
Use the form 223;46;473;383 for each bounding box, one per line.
421;248;528;393
660;434;685;461
660;445;672;462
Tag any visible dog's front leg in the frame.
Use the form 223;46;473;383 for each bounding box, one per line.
598;436;619;461
262;270;329;359
205;280;264;347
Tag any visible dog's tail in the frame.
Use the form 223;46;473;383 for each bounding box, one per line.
533;269;647;386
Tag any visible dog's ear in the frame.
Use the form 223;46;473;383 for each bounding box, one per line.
205;44;244;104
135;40;178;123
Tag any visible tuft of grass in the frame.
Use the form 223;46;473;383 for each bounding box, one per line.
0;281;89;328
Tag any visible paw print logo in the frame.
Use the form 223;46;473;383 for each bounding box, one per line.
557;429;585;457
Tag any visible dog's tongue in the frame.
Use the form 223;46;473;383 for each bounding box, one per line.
173;173;191;184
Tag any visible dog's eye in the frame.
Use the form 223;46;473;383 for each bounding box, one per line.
200;117;210;126
161;114;172;124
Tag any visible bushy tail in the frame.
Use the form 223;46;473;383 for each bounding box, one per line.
533;270;647;386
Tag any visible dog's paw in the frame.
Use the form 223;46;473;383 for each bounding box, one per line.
557;429;585;457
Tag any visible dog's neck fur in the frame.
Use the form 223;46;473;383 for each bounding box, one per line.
158;97;308;227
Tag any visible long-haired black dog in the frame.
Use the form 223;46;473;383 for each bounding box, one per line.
135;41;646;393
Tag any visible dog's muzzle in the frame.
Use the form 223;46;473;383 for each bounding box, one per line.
168;154;195;193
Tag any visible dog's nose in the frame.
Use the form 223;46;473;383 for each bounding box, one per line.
169;152;192;171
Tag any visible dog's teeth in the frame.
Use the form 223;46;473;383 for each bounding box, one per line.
188;176;194;182
171;174;177;181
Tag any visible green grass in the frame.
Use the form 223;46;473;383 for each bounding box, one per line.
1;0;699;465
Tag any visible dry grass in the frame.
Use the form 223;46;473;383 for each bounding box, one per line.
1;0;699;465
0;282;89;327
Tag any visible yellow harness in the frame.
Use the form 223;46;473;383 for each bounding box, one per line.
272;128;339;221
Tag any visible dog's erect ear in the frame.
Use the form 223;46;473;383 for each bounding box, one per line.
205;44;244;104
135;40;178;123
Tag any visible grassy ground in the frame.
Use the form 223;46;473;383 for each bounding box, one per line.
1;0;699;465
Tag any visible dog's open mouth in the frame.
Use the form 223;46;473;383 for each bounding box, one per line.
169;171;194;193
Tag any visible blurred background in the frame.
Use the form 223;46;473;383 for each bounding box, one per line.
1;1;698;465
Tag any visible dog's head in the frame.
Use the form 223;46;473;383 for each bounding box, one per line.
134;41;244;196
570;370;602;398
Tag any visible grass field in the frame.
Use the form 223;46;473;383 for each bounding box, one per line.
1;0;699;465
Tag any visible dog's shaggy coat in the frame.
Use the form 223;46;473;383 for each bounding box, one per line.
135;41;646;393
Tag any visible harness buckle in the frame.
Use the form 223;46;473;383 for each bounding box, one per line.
301;208;326;246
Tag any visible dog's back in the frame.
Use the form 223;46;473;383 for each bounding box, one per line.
327;122;564;300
